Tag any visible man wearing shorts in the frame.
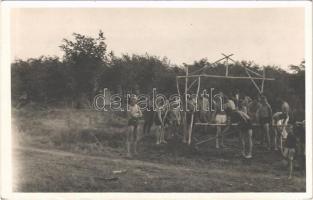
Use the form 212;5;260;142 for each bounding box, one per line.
282;126;296;179
199;94;211;123
256;95;272;150
224;96;253;159
226;105;253;159
213;94;228;149
272;112;289;151
154;99;169;145
127;95;143;157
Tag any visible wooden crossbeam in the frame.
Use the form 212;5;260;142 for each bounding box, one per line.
245;67;263;77
195;130;236;145
222;53;236;63
177;74;274;80
189;54;233;75
195;123;289;127
195;123;239;126
221;53;234;77
221;53;234;59
245;68;262;94
187;78;198;91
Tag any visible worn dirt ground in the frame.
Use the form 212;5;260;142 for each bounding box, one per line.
12;108;306;192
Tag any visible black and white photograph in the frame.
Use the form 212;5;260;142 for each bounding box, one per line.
0;1;312;199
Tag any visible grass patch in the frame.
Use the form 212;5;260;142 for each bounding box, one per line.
12;107;306;192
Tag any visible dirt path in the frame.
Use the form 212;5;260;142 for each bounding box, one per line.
13;146;306;192
14;146;195;173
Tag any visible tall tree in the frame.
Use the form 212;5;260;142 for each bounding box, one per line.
59;31;109;106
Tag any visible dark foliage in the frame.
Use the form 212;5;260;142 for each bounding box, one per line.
11;32;305;113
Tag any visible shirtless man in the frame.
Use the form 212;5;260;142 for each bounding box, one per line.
247;97;261;144
143;99;154;135
127;95;143;157
155;99;169;145
272;111;289;151
183;96;196;144
166;98;182;138
213;92;228;149
256;95;272;150
199;94;211;122
225;101;253;159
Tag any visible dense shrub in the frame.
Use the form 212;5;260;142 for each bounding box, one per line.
11;31;305;113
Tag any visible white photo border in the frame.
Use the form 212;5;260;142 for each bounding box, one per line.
1;1;312;200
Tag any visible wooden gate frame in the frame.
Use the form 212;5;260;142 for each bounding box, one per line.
176;54;275;145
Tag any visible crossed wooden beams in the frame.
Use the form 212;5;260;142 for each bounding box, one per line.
175;53;275;145
177;53;274;95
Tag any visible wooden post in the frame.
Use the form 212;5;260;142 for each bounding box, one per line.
176;77;186;143
188;76;201;145
185;67;188;111
196;77;201;105
176;74;274;81
183;67;189;143
245;68;262;95
225;58;229;77
176;77;181;98
261;67;265;93
188;107;194;145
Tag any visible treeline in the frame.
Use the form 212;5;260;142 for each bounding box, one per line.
11;31;305;112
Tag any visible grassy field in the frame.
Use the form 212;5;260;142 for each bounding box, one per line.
12;106;306;192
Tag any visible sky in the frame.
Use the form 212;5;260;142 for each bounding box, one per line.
11;8;305;69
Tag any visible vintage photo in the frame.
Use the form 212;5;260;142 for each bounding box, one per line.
1;1;312;199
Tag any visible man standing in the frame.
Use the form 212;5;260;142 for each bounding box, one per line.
224;96;253;159
256;95;272;150
127;95;143;157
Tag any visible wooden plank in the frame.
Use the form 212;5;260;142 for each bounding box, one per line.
195;123;240;126
194;122;289;127
177;74;274;80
